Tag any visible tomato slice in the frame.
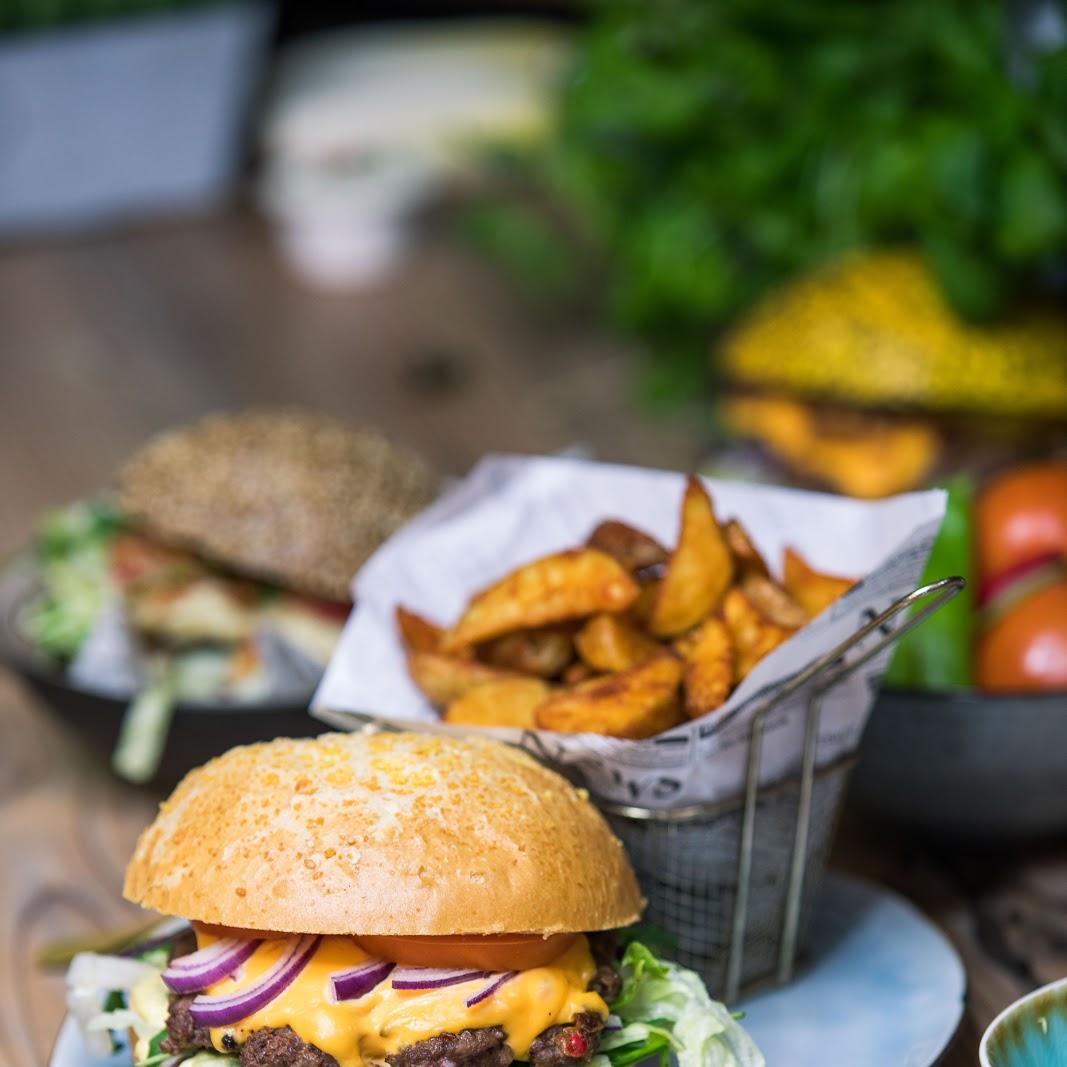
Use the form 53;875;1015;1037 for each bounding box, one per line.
192;921;288;944
355;933;577;971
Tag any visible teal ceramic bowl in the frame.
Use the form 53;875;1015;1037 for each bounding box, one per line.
981;978;1067;1067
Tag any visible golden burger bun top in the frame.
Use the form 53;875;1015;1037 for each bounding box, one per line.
124;732;643;936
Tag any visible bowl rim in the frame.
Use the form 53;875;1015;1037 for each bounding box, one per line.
979;974;1067;1066
880;684;1067;705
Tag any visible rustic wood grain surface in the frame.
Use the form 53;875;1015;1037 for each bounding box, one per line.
0;212;1059;1067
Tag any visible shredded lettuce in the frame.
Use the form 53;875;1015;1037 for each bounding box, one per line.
604;943;764;1067
23;500;122;658
66;951;158;1057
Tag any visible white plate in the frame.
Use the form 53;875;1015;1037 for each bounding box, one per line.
740;874;966;1066
50;874;964;1067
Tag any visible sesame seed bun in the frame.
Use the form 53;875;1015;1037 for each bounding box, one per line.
123;732;644;936
118;410;438;602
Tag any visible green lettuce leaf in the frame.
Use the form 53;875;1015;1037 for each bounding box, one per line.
605;942;764;1067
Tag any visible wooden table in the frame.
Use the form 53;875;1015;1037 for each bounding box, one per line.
0;213;1059;1067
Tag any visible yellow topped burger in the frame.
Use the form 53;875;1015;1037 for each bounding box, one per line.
67;732;763;1067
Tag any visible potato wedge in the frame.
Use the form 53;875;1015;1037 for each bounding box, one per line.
576;614;657;670
443;549;638;651
575;614;662;673
479;626;573;678
587;520;668;575
672;628;700;659
444;678;550;729
628;579;661;625
395;606;445;654
683;617;734;718
535;653;684;739
723;518;769;578
562;661;598;685
407;652;517;707
782;547;856;620
722;588;793;680
647;477;735;637
740;573;807;629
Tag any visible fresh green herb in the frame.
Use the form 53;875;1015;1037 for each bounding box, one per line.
469;0;1067;405
886;474;975;689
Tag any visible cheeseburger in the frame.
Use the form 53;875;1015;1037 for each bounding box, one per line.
67;733;762;1067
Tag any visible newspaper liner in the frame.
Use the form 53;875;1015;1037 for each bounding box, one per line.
313;455;946;809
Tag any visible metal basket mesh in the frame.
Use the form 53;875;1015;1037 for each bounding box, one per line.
604;757;854;998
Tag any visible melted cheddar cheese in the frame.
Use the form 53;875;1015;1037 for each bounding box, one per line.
204;935;607;1066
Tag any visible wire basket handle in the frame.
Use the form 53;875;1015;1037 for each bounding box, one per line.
725;575;966;1001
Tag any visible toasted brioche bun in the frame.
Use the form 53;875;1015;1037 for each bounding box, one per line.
124;732;643;936
118;410;438;602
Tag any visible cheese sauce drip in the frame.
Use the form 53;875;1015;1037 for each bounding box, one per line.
203;934;607;1066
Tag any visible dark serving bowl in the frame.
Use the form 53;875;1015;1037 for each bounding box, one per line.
0;554;328;793
853;686;1067;840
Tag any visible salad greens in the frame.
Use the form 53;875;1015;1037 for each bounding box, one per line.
467;0;1067;405
68;934;237;1067
23;500;122;658
886;474;975;690
601;942;764;1067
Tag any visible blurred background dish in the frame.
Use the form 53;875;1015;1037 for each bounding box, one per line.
258;19;567;286
0;558;320;793
855;689;1067;839
0;410;437;787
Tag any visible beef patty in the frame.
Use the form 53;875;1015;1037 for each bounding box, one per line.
526;1012;606;1067
241;1026;340;1067
160;994;214;1055
386;1026;514;1067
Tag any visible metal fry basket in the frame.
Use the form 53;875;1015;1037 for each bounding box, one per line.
596;577;965;1002
319;577;964;1004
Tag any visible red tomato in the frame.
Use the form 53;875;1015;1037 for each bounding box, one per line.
976;580;1067;692
355;933;577;971
976;462;1067;582
192;921;288;943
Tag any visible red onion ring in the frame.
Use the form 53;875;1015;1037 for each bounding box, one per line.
162;938;262;993
189;935;320;1027
465;971;517;1008
391;966;489;991
330;960;393;1002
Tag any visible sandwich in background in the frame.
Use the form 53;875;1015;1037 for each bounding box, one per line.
19;409;437;780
